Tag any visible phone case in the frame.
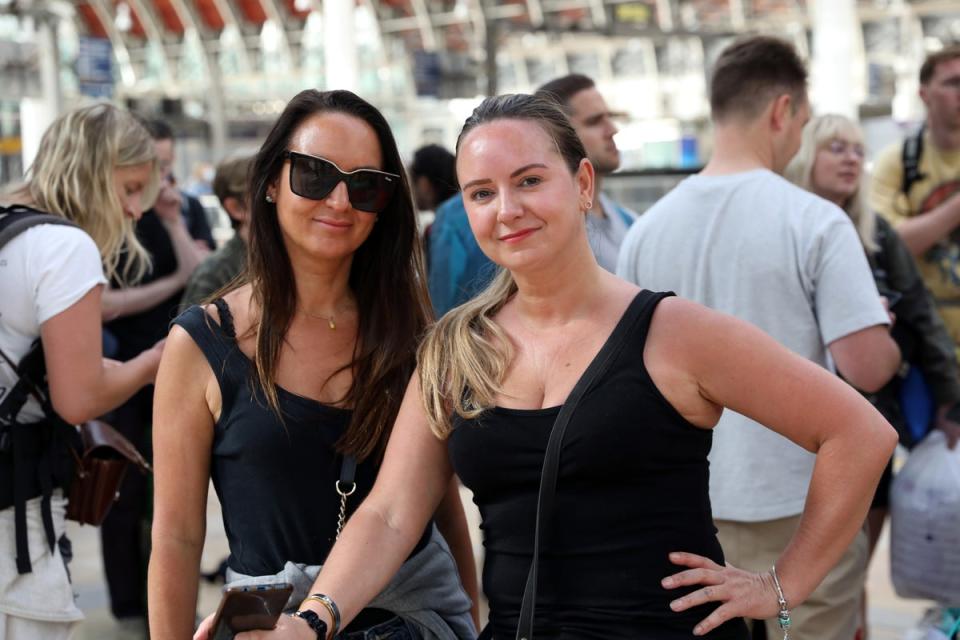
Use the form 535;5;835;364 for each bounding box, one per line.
210;583;294;640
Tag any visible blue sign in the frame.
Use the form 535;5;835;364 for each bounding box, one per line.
77;37;114;97
414;51;441;97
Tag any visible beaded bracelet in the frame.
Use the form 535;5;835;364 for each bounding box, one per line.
770;565;791;640
302;593;340;639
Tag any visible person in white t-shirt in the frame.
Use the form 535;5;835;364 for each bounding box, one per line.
617;37;901;640
0;104;165;639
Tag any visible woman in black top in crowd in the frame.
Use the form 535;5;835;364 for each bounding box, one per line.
148;89;478;640
251;94;895;640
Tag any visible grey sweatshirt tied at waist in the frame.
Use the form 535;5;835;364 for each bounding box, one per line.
225;524;477;640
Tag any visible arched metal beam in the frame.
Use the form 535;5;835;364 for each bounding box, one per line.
86;0;138;86
468;0;488;56
125;0;175;85
588;0;607;28
728;0;746;29
527;0;545;27
254;0;295;64
200;0;253;73
655;0;674;30
207;0;254;73
166;0;228;159
409;0;438;50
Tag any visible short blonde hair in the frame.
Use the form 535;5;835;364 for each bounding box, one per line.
785;113;877;253
5;103;157;283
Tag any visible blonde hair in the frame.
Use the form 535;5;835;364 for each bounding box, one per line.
418;268;514;437
785;113;878;253
5;103;157;283
417;93;589;438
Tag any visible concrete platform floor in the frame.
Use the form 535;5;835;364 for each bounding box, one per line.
68;485;934;640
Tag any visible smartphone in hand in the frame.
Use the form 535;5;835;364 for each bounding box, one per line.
210;583;294;640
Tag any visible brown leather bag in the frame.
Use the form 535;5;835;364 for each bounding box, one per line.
66;420;151;526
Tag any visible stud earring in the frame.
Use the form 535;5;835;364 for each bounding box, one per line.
265;194;275;203
583;200;593;211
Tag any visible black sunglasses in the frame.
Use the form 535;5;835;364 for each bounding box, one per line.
282;150;400;213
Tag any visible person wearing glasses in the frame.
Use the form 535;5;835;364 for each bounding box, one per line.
869;47;960;358
148;90;478;640
786;114;960;632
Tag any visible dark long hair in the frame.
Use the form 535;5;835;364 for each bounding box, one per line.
246;89;431;461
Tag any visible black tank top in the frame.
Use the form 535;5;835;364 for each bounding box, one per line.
448;291;749;639
174;302;429;577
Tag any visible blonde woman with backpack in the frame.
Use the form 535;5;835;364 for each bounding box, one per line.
0;103;164;639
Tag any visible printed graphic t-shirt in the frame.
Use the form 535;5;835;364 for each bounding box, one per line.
870;129;960;351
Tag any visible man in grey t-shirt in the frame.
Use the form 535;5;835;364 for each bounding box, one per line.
617;37;900;640
536;74;636;272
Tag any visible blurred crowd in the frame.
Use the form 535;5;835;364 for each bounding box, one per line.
1;33;959;640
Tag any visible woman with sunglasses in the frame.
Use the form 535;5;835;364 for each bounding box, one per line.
148;90;478;640
243;95;895;640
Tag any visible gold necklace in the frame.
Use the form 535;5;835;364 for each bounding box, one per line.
299;308;337;330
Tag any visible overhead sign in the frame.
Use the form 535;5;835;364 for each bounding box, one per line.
614;3;652;25
414;50;442;97
77;37;114;98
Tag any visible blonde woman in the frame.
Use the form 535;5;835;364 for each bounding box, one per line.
786;114;960;598
0;103;164;639
246;94;896;640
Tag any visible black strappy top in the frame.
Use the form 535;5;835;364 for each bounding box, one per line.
448;291;749;639
174;301;428;577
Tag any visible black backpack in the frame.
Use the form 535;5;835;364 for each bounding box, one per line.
0;205;83;574
901;124;926;198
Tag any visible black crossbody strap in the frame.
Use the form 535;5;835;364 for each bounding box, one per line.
0;347;32;433
0;343;60;573
901;124;926;197
515;291;665;640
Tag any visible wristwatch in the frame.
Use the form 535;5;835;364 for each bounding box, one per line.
291;609;329;639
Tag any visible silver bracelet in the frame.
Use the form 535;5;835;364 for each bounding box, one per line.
770;565;791;639
302;593;340;637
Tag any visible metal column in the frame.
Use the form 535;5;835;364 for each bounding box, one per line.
809;0;865;119
324;0;357;92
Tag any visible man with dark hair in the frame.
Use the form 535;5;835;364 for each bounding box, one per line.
411;144;458;211
536;73;636;272
181;154;254;309
707;37;810;123
619;36;900;640
419;143;497;318
870;46;960;354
